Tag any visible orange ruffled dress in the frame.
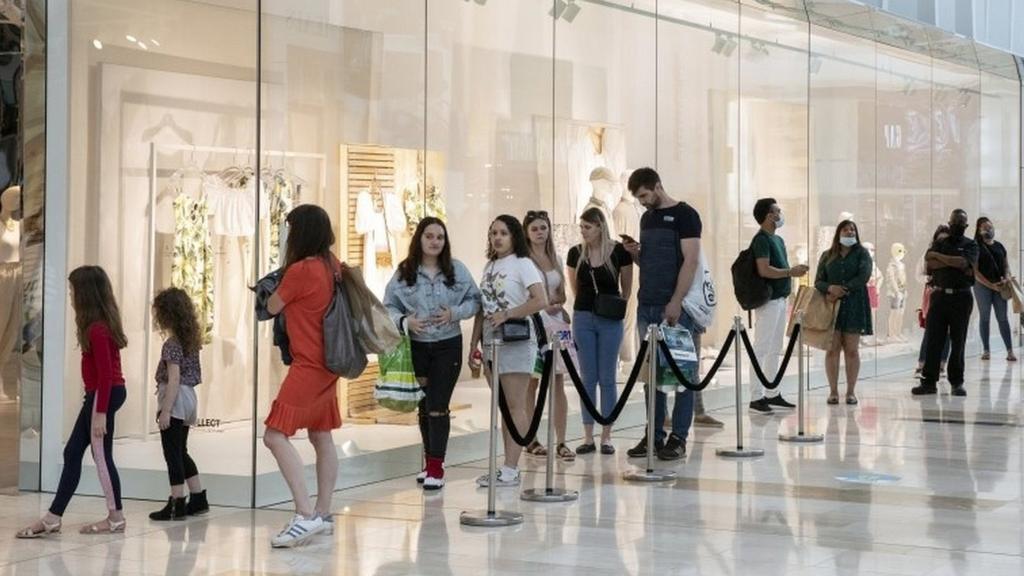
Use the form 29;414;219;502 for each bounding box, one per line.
264;257;342;436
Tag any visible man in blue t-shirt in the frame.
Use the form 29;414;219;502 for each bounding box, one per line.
748;198;808;414
621;167;720;461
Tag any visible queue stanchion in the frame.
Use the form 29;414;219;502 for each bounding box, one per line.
716;316;765;458
461;339;524;527
780;314;824;443
624;325;676;482
522;335;579;503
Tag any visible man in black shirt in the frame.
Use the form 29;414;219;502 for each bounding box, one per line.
913;209;979;397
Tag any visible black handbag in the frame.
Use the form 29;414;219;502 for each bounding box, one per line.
500;317;532;342
590;266;627;320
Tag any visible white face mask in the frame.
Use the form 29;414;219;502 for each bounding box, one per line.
839;236;858;247
775;214;785;229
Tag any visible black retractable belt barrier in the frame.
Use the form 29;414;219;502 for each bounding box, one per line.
560;339;648;427
739;324;801;390
495;350;553;447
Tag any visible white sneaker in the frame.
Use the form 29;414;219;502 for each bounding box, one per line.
416;470;427;484
316;513;334;536
475;467;520;488
271;514;324;548
422;475;445;490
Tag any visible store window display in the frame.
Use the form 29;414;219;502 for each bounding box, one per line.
0;185;19;402
885;242;908;343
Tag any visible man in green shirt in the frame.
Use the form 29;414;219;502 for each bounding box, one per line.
749;198;808;414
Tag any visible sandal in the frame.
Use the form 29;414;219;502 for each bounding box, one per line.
827;395;839;405
575;442;596;455
525;440;547;457
79;518;125;535
845;394;859;405
16;517;61;539
1008;354;1018;362
556;443;575;462
981;352;991;360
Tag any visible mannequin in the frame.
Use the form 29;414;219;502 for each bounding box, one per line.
583;167;617;238
862;241;884;345
0;186;21;402
885;242;908;342
612;170;640;372
355;184;406;296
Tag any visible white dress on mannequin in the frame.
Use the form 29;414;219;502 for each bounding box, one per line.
612;196;640;364
355;188;406;296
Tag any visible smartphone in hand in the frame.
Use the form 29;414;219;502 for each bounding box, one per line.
619;234;636;244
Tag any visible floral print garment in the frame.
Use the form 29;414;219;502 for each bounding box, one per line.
171;194;214;344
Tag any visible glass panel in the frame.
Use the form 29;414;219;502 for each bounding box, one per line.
657;0;740;406
737;6;809;401
808;25;879;386
65;0;257;506
256;0;425;506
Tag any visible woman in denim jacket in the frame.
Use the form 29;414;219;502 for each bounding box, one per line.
384;217;481;490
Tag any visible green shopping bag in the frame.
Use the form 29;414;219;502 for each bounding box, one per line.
374;335;424;413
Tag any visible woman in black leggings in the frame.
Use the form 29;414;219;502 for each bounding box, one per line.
384;217;481;490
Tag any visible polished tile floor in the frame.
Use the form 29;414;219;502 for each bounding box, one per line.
1;357;1022;575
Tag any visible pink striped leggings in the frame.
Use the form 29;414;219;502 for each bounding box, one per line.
49;387;126;516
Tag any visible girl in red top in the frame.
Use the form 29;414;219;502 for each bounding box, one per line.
17;266;128;538
265;204;342;547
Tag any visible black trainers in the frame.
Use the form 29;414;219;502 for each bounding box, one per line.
765;395;796;409
657;434;686;461
150;496;187;521
626;436;663;458
950;385;967;397
748;398;773;415
911;383;937;396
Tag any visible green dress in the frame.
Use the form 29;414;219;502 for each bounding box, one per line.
814;245;873;335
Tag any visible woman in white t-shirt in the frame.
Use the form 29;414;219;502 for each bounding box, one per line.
470;215;548;487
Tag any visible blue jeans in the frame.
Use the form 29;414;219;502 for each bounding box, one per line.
638;303;700;444
573;311;623;426
974;284;1013;353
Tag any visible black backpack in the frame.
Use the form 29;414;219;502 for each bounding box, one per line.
731;239;771;311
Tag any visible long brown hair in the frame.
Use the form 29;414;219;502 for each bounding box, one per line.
284;204;335;269
825;219;860;264
152;287;202;356
398;217;455;287
69;266;127;351
523;210;565;300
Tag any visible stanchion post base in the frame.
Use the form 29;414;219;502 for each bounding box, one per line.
779;432;824;443
623;468;677;482
521;488;579;502
716;447;765;458
459;510;524;527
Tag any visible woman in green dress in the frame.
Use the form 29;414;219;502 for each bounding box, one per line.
815;220;873;405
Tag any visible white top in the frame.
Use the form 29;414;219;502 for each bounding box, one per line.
0;218;18;263
612;198;640;241
480;254;543;316
204;176;267;237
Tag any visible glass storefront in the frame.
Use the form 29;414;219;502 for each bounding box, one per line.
35;1;1023;507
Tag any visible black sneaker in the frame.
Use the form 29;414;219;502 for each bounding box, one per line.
911;383;937;395
765;395;796;409
748;398;773;415
626;436;664;458
657;434;686;461
950;385;967;397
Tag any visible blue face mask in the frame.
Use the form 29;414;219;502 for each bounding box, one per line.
839;236;858;247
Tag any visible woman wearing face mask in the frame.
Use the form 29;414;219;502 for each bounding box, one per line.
972;217;1016;361
469;215;548;487
814;220;872;405
384;217;481;490
522;210;574;462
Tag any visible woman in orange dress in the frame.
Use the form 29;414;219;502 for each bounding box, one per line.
265;204;342;548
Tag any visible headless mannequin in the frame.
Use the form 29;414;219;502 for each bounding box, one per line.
885;242;908;342
0;186;21;402
583;167;617;238
862;241;884;345
612;175;640;369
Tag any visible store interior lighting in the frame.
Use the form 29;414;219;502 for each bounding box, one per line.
809;55;823;74
550;0;581;22
711;32;737;57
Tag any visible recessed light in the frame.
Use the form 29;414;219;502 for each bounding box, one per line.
138;41;148;50
92;39;103;50
150;39;160;47
125;34;137;42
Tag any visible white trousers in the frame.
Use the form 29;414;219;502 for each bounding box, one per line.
748;297;787;400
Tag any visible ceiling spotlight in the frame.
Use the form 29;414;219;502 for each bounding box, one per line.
92;39;103;50
722;37;738;57
562;0;581;22
712;33;726;54
150;39;160;47
138;41;148;50
125;34;136;43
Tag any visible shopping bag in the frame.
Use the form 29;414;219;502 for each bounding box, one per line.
374;335;423;413
788;285;837;335
1011;277;1024;314
682;250;717;329
638;323;699;392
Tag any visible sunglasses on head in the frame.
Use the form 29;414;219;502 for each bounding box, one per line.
525;210;549;220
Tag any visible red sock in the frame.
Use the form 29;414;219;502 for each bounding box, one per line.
426;456;444;478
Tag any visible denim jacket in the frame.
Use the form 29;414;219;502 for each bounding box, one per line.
383;259;481;342
251;269;292;365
